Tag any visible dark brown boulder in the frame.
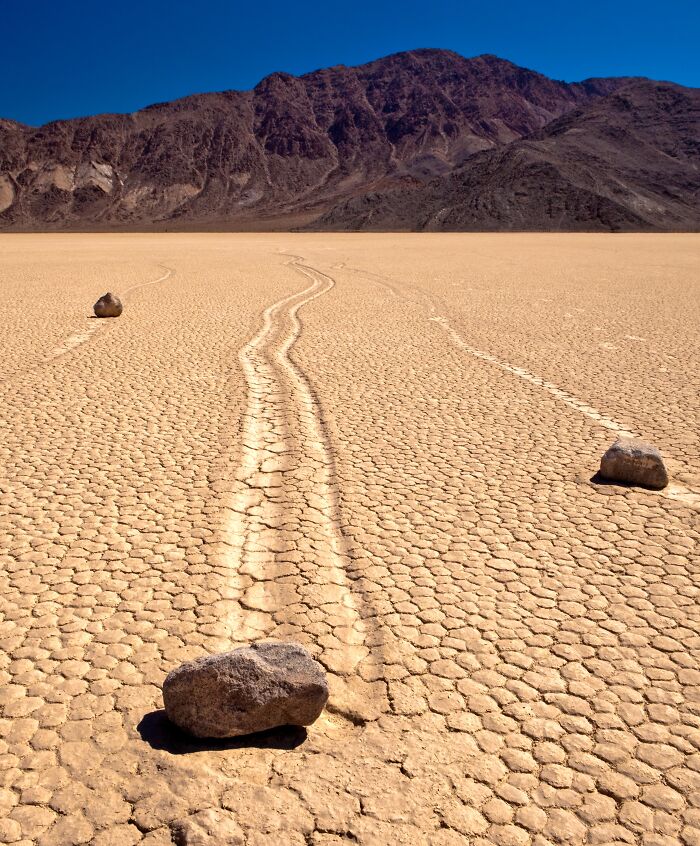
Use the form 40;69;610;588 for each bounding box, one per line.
599;437;669;489
162;642;329;738
93;292;123;317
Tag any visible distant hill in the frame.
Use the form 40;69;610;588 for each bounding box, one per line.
1;50;698;231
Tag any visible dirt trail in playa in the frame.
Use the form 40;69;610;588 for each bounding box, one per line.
0;233;698;846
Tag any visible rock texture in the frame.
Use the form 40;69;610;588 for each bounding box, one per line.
315;81;700;232
93;292;123;317
162;642;329;738
1;49;697;231
599;437;669;489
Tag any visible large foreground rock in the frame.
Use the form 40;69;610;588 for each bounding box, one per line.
93;292;123;317
163;642;329;738
599;437;668;489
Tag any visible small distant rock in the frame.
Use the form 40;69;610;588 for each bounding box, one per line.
163;641;329;738
93;292;123;317
599;437;668;489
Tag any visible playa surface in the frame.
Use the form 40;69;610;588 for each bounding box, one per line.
1;233;698;845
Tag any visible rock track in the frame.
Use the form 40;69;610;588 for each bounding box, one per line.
339;261;700;509
0;234;699;846
221;255;378;696
0;264;174;384
46;267;174;361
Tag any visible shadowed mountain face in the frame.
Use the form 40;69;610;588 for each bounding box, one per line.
1;50;698;231
315;80;700;231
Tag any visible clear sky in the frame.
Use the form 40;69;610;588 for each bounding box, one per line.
5;0;699;126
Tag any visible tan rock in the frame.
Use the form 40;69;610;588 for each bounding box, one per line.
163;641;329;737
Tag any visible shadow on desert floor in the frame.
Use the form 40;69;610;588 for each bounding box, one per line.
589;471;666;493
137;710;308;754
589;471;635;488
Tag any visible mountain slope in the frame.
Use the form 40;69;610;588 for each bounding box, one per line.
0;50;647;230
2;51;698;231
313;80;700;232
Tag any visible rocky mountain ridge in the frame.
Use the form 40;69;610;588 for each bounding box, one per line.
1;49;698;231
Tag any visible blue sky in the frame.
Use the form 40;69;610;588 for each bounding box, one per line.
5;0;699;126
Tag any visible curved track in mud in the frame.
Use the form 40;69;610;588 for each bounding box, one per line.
222;255;371;679
2;235;699;845
341;263;700;508
47;266;174;361
0;265;175;389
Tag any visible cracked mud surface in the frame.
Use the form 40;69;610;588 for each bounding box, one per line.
0;233;699;845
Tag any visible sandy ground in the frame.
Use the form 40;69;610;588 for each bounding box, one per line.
0;233;698;846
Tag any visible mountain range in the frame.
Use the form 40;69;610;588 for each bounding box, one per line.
1;49;698;231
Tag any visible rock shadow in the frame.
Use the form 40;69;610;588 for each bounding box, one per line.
137;710;307;754
590;470;628;487
589;471;658;491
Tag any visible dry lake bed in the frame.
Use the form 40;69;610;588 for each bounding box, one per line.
1;233;699;845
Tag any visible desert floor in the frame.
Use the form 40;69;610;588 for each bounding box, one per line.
0;233;699;846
